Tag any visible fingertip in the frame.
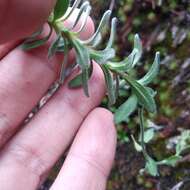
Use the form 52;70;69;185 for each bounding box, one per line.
70;107;117;177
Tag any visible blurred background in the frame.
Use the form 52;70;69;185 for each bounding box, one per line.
40;0;190;189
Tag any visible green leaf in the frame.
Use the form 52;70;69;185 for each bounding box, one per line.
145;157;159;176
48;34;62;58
59;38;69;83
101;65;116;105
124;75;156;113
106;17;117;49
71;39;90;97
114;95;138;124
69;63;93;88
54;0;69;20
158;155;182;167
106;49;137;72
84;10;112;46
132;34;142;67
138;52;160;85
70;1;90;30
62;0;82;21
22;25;53;50
146;87;157;97
176;130;190;155
90;48;115;64
143;128;155;143
106;34;142;72
131;135;143;152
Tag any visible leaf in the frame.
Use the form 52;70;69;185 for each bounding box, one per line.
106;49;137;72
146;87;157;97
76;5;91;33
106;17;117;49
59;38;69;84
132;34;143;67
69;63;93;88
158;155;182;167
23;28;43;43
114;95;138;124
131;135;143;152
143;128;155;143
176;130;190;155
54;0;69;20
71;39;90;96
124;75;156;113
84;10;112;46
101;65;116;105
22;25;53;51
48;34;62;58
145;156;159;176
70;1;90;30
62;0;82;21
106;34;142;72
90;48;115;64
138;52;160;85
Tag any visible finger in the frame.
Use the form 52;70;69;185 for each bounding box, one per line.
50;108;116;190
0;0;56;44
0;63;106;190
0;40;21;59
0;16;94;148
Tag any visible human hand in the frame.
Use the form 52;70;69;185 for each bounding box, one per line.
0;1;116;189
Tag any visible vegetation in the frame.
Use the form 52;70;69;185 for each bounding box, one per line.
22;0;190;189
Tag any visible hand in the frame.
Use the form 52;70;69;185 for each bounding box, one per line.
0;1;116;190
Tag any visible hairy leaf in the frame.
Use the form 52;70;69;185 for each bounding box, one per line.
114;95;138;124
90;48;115;64
84;10;112;46
131;135;143;152
69;63;93;88
106;17;117;49
158;155;182;167
138;52;160;85
124;75;156;113
22;25;53;50
71;39;90;96
101;65;116;105
145;156;159;176
48;34;62;58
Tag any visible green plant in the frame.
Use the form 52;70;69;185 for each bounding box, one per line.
21;0;162;176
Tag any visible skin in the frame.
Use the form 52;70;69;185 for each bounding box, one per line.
0;1;116;190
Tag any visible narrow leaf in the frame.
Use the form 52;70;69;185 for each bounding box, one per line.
124;75;156;113
90;48;115;64
70;2;90;30
62;0;82;21
48;34;61;58
145;156;159;176
114;95;138;124
143;128;155;143
131;135;143;152
106;17;117;49
71;39;90;96
22;25;53;50
84;10;112;46
69;63;93;88
101;65;116;105
138;52;160;85
158;155;182;167
59;38;69;83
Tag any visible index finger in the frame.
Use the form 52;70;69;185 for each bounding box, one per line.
0;0;56;44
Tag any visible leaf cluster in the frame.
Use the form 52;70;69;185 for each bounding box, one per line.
21;0;162;176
